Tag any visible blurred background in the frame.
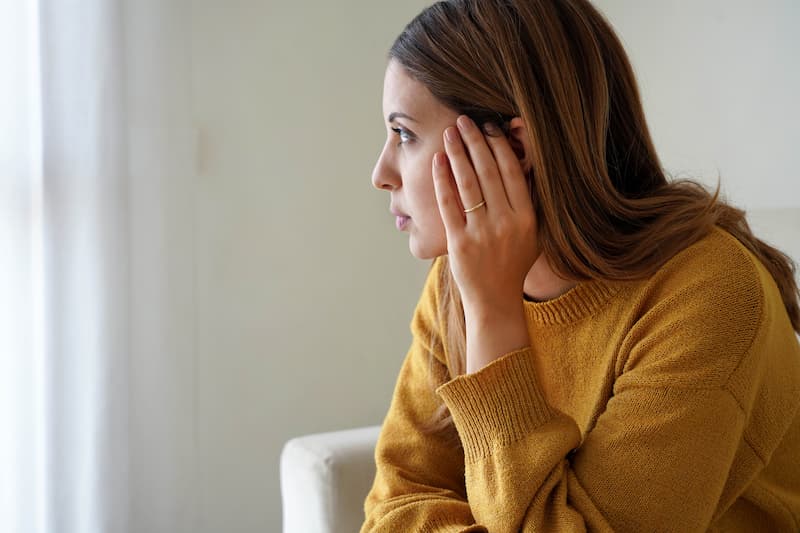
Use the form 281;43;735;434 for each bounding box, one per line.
1;1;797;532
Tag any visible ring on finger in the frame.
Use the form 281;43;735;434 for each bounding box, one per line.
463;199;487;213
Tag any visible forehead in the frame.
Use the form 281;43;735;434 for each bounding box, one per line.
381;61;446;121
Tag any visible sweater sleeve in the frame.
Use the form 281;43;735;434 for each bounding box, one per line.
361;257;486;533
434;245;771;533
436;349;745;532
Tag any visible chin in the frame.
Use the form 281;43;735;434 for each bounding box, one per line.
409;234;447;260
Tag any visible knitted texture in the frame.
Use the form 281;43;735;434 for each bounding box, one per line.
361;227;800;532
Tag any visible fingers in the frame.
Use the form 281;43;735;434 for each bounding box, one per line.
434;115;532;221
442;126;486;215
480;120;534;214
432;152;465;234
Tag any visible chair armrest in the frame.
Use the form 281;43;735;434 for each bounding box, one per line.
280;425;381;533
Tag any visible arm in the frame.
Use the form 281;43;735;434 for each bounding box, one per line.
437;349;744;532
361;258;486;533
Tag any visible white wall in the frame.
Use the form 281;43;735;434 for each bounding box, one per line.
594;0;800;208
130;2;798;532
188;2;431;532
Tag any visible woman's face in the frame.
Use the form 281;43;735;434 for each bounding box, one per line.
371;60;460;259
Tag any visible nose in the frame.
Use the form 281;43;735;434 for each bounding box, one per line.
371;142;400;191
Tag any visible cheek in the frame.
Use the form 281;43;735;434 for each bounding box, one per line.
406;167;448;258
414;177;447;235
414;155;438;204
414;181;442;230
404;151;447;226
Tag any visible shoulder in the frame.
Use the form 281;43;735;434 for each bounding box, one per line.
649;226;763;295
409;256;447;362
617;226;777;390
414;255;445;322
634;225;766;321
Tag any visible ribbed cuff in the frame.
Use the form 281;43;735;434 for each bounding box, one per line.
420;517;488;533
435;347;556;464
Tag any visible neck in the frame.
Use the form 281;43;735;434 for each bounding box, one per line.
523;254;579;302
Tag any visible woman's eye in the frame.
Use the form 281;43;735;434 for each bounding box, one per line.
391;127;413;146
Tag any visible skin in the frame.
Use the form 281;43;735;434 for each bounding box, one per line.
372;60;578;373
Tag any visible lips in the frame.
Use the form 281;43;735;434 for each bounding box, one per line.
390;206;411;230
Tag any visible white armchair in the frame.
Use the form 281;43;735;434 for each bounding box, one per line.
279;208;799;533
280;425;381;533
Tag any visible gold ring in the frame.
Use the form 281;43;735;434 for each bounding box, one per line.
463;199;486;213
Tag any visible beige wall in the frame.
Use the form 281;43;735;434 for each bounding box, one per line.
189;2;432;532
595;0;800;208
132;2;797;532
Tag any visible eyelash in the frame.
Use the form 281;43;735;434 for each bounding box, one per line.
391;127;413;146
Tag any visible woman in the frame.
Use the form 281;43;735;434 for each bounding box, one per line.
364;1;800;531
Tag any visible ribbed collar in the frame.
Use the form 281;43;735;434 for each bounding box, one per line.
523;279;623;325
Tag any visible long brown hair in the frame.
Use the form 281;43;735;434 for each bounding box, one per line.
389;0;800;435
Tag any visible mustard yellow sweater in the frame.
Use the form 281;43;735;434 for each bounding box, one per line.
361;227;800;532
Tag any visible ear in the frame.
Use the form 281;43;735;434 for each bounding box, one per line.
506;117;534;173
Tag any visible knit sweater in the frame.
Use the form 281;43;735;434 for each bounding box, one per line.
361;226;800;532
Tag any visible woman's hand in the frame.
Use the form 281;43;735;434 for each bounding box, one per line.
432;115;540;317
432;115;540;373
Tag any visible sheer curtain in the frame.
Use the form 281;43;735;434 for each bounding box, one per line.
0;1;196;532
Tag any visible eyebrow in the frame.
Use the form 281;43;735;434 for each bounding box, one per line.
387;111;417;123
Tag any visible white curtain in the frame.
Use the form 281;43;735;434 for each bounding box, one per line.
0;1;196;532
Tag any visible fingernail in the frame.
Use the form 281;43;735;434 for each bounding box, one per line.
482;122;500;136
444;127;457;143
456;116;471;131
434;152;446;167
